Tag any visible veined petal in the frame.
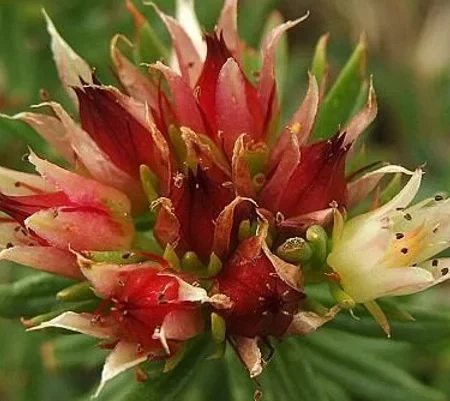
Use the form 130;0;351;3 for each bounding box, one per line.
0;246;81;279
29;152;131;214
152;62;206;135
76;85;172;189
43;10;93;106
39;102;146;211
25;208;134;251
258;14;309;123
347;164;415;208
110;35;159;111
216;58;262;158
154;2;203;86
269;73;319;170
0;165;52;196
29;311;114;338
95;341;147;398
260;132;300;212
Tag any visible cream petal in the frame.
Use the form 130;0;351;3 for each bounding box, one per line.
366;168;423;222
43;10;93;106
0;246;81;279
232;336;263;378
286;306;340;335
342;265;434;302
0;165;52;196
95;341;147;398
29;311;114;339
0;220;30;248
347;164;416;209
327;215;393;277
158;273;208;303
175;0;206;60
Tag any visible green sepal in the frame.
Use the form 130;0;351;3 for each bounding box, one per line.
24;299;100;328
57;282;95;302
311;33;329;90
312;35;367;140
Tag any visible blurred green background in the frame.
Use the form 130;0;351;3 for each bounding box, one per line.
1;1;450;400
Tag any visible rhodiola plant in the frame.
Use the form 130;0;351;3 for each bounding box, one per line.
0;1;450;401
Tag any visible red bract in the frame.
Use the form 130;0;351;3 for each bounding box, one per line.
261;134;349;220
215;234;303;338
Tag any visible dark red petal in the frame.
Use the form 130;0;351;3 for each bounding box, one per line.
156;169;235;262
215;59;263;159
271;134;349;218
215;235;302;338
76;86;168;180
195;35;232;135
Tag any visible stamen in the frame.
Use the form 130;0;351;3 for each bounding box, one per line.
395;233;404;240
403;213;412;221
441;268;449;275
401;248;408;254
434;194;444;201
432;259;439;267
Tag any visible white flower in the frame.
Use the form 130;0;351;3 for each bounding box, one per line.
328;167;450;306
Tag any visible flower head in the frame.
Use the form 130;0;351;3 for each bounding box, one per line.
0;152;134;278
31;256;208;395
328;167;450;307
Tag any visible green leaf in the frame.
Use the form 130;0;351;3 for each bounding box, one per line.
312;35;367;140
298;329;446;401
311;33;329;88
269;345;330;401
0;273;74;318
43;334;106;370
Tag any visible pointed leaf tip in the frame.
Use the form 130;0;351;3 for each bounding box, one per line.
42;9;93;106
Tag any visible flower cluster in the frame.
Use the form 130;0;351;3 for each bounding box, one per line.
0;0;449;395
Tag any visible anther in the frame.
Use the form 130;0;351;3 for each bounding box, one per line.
401;248;408;254
6;242;13;249
434;194;444;201
395;233;404;240
404;213;412;221
441;267;449;275
122;252;131;260
432;259;439;267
